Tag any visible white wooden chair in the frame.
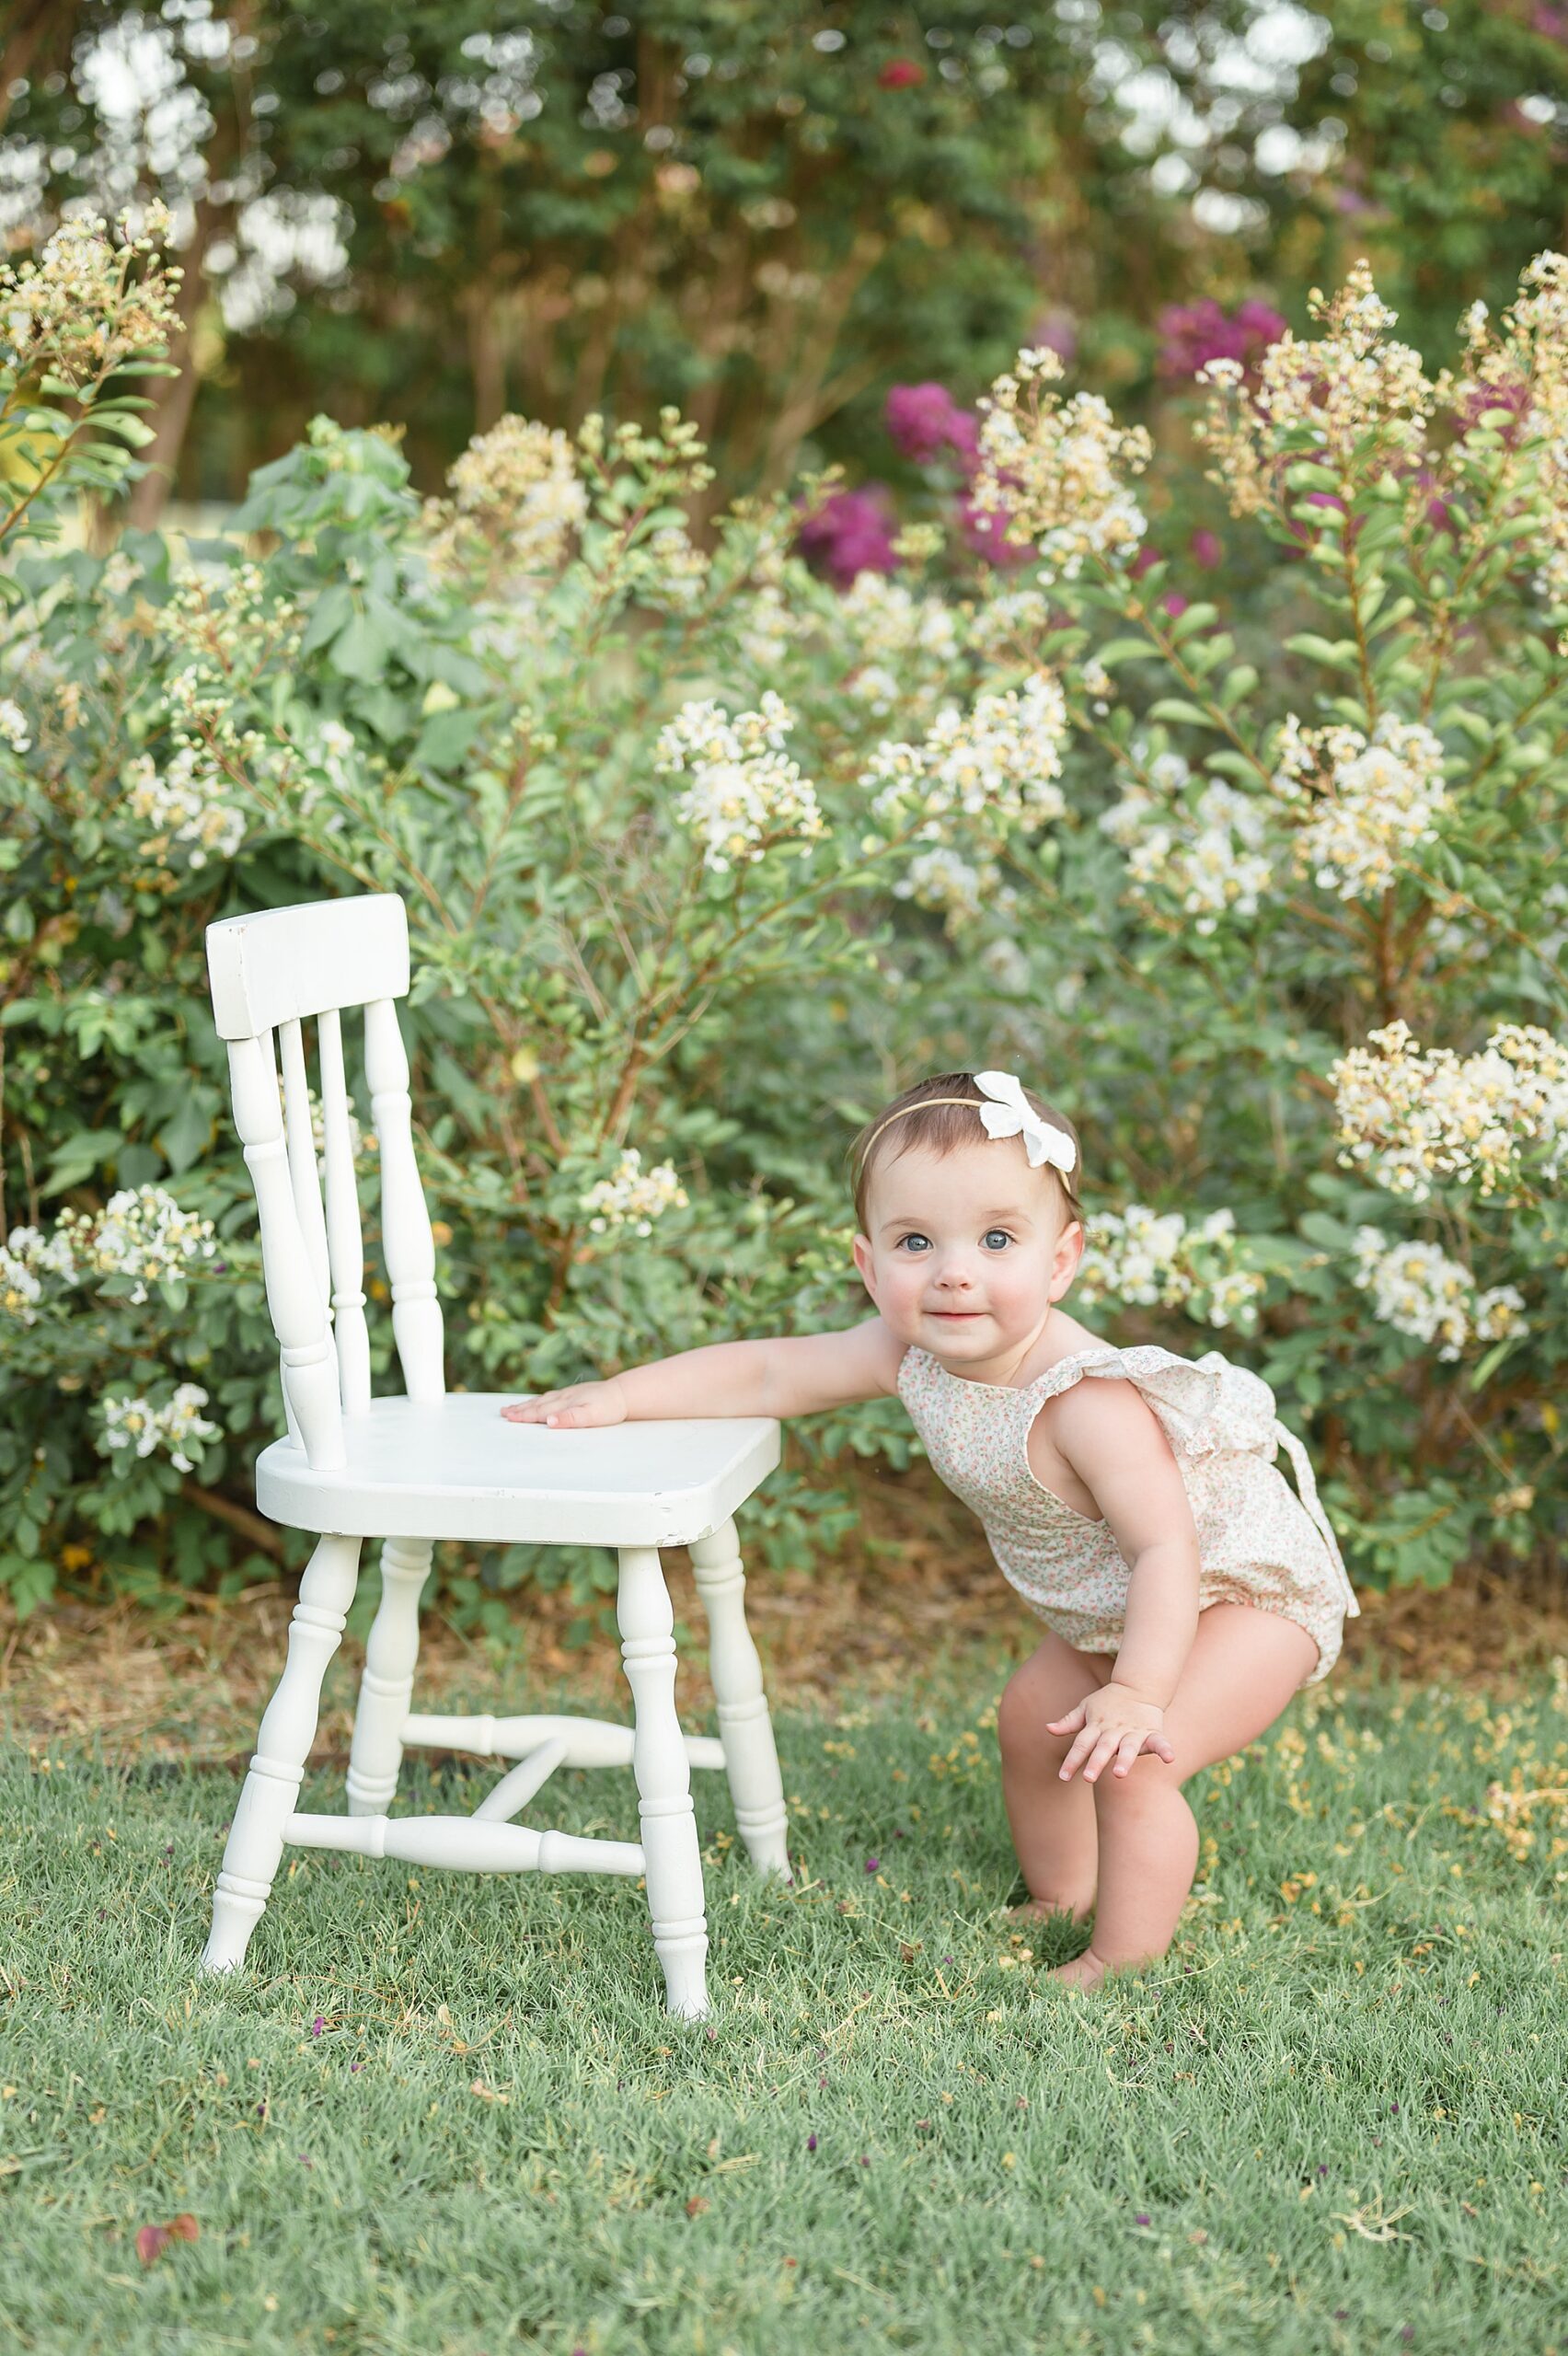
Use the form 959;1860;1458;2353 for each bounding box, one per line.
200;891;789;2018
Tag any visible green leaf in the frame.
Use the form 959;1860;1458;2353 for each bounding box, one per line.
1092;636;1160;668
1284;633;1359;671
1146;699;1216;729
329;608;391;683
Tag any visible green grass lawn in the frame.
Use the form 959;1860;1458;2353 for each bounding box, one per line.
3;1660;1565;2355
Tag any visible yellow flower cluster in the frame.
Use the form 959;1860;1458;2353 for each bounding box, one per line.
1435;249;1568;603
969;347;1152;584
421;414;588;583
1351;1227;1526;1362
654;690;825;873
580;1149;688;1237
863;672;1068;844
1;204;182;389
1195;260;1433;518
1272;713;1449;901
1332;1018;1568;1201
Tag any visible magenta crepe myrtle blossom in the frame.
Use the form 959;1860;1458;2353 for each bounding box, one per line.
885;382;956;462
879;56;925;87
797;486;900;586
1534;2;1568;31
885;382;978;468
955;490;1031;566
1190;527;1222;569
1131;542;1162;580
1157;295;1286;382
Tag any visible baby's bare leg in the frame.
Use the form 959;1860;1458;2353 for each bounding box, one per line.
997;1632;1114;1922
1062;1602;1318;1983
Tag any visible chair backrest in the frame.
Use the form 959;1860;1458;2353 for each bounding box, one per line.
205;894;444;1471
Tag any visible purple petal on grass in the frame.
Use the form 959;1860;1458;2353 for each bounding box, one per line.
1135;2212;1150;2226
865;1857;880;1874
310;2016;324;2037
807;2134;817;2152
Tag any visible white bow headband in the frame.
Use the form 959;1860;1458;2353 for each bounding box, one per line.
865;1069;1078;1176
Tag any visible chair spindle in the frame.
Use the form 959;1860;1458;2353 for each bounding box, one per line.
317;1008;373;1415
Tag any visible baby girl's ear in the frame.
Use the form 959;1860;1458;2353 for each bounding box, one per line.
851;1231;878;1298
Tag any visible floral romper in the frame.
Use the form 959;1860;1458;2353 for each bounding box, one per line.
897;1341;1360;1689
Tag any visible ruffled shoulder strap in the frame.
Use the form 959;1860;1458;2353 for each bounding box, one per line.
1020;1344;1274;1450
1025;1344;1360;1617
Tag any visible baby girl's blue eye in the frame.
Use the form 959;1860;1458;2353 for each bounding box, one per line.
897;1233;932;1253
983;1230;1012;1251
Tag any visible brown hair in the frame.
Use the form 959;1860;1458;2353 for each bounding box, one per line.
847;1070;1084;1235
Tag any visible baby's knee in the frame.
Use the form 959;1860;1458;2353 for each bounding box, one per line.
997;1663;1074;1768
1090;1752;1189;1815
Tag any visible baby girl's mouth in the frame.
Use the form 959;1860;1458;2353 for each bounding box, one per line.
928;1309;986;1319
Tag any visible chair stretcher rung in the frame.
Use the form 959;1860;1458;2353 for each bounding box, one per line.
283;1811;646;1877
401;1710;726;1773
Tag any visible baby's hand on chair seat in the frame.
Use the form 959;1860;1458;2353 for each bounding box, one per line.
502;1378;628;1429
1047;1682;1176;1784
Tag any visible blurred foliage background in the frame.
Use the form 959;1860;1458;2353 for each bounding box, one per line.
4;0;1566;525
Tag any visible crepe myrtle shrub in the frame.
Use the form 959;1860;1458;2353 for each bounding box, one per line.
949;260;1568;1589
4;219;1567;1618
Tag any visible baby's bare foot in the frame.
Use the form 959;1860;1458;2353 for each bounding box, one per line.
1008;1893;1094;1925
1046;1947;1112;1992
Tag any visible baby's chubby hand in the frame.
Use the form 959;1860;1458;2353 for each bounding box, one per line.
501;1378;628;1430
1047;1681;1176;1785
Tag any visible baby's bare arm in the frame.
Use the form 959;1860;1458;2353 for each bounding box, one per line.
502;1314;903;1428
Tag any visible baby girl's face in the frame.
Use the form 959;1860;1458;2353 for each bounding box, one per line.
852;1138;1081;1370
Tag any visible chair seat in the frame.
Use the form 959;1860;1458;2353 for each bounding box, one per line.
256;1393;781;1547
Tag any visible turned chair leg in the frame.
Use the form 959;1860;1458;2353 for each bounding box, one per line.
203;1533;363;1972
617;1544;709;2020
346;1537;433;1817
689;1517;790;1878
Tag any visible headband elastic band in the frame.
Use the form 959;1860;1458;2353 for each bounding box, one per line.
862;1073;1078;1179
864;1098;986;1154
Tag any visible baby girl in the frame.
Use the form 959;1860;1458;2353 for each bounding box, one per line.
502;1070;1359;1990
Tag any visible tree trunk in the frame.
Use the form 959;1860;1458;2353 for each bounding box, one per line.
0;0;81;131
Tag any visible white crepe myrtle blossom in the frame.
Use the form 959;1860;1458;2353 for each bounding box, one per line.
0;697;30;754
0;201;181;384
0;1224;78;1325
969;345;1152;585
1333;1019;1568;1201
98;1382;221;1473
864;672;1068;844
735;582;805;673
1438;250;1568;604
1101;775;1273;933
848;664;903;717
1075;1204;1266;1331
1272;714;1449;900
581;1150;688;1236
893;846;1000;931
838;572;962;664
1195;260;1434;518
654;691;825;872
58;1186;216;1303
122;745;246;869
1352;1227;1528;1362
421;414;588;579
967;587;1052;660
